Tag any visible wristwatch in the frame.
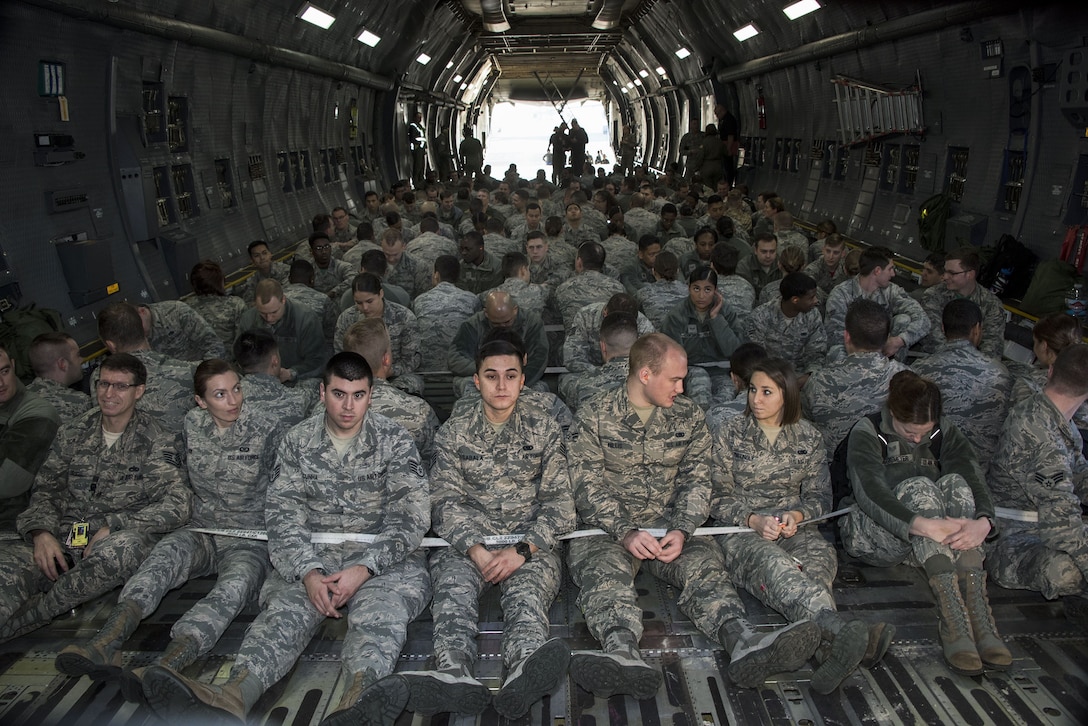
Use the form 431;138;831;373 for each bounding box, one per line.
514;541;532;562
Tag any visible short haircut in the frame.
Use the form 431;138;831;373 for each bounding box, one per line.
312;213;332;231
823;232;845;249
526;230;545;243
942;298;983;339
577;242;606;271
710;243;740;275
360;249;388;276
502;252;529;278
858;246;894;276
288;258;314;283
485;216;506;234
729;342;768;385
661;203;677;216
1033;312;1083;354
352;273;383;295
248;240;269;256
845;299;891;350
638;234;662;252
419;216;439;233
945;246;981;272
323;351;373;387
778;245;806;274
462;230;485;250
888;370;942;424
687;265;718;286
385;210;402;227
342;318;390;371
99;352;147;386
475;337;525;373
434;254;460;283
381;227;403;245
544;216;563;236
233;330;279;373
844;248;863;276
600;312;638;351
604;292;640;317
715;216;735;237
254;279;284;304
694;226;719;245
356;221;374;241
924;251;947;268
28;332;77;376
745;358;801;425
525;202;541;213
706;194;723;206
779;272;816;300
97;302;146;349
628;332;682;377
815;220;837;236
773;211;794;228
1048;344;1088;397
653;250;679;280
193;358;236;397
308;230;331;248
754;232;777;247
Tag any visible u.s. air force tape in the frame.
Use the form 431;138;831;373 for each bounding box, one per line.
188;507;854;546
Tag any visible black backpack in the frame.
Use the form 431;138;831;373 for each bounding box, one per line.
917;193;952;253
978;234;1038;301
829;412;943;508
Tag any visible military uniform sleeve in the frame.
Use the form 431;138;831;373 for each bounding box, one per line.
16;424;75;540
823;283;849;349
0;406;59;499
523;418;576;552
183;304;229;359
979;292;1007;359
354;430;429;575
919;286;946;353
570;406;637;538
659;304;687;347
265;430;324;580
888;284;930;347
938;420;992;520
562;310;595;373
329;260;355;299
391;309;422;377
103;430;191;534
799;312;829;373
430;421;499;553
796;426;831;522
709;430;745;524
668;415;713;535
711;304;745;350
846;417;916;540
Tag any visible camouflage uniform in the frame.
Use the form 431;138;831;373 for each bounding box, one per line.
623;209;658;242
704;390;747;437
458;250;505;296
241;371;318;419
824;277;930;360
229;410;430;691
1008;362;1088;431
26;377;91;423
985;393;1088;598
711;415;838;619
839;410;993;569
341;241;382;272
718;275;756;334
333;302;423;395
146;301;226;361
452;389;574;445
90;350;197;434
233;261;291;304
0;409;188;633
620;261;655;297
568;386;745;643
449;310;549;390
184;295;248;347
405;233;457;284
775;229;810;256
601;235;640;276
529;252;573;290
386;252;425;300
563;224;602;250
554;271;626;330
119;398;297;652
561;302;655;373
284;282;339;345
483;233;522;260
802;258;847;303
801;351;909;460
911;339;1012;462
311;258;355;298
412;282;482;371
638;279;689;330
920;284;1007;358
664;236;694;260
429;395;574;669
485;278;550;320
0;382;60;531
678;252;713;279
559;356;629;412
747;301;827;374
736;256;781;292
660;298;745;365
236;299;327;381
370;379;440;469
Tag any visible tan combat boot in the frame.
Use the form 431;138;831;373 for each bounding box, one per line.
928;572;983;676
960;568;1013;670
55;600;143;681
142;664;250;724
120;634;200;704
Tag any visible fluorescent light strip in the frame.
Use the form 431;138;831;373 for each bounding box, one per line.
675;47;691;59
634;79;642;86
638;69;649;78
298;3;335;29
356;30;381;47
783;0;820;20
656;66;667;75
446;61;454;69
453;75;463;83
733;23;759;41
621;87;629;94
416;53;431;65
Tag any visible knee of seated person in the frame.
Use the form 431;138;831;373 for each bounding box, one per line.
1043;555;1085;599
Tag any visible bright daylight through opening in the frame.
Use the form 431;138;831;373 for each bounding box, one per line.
486;99;611;178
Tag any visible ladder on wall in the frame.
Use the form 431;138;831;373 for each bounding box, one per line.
832;72;924;147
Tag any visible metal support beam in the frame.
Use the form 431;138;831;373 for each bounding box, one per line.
19;0;395;92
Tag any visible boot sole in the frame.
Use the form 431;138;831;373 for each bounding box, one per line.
727;620;821;689
119;668;149;706
320;675;409;726
810;620;870;694
54;652;121;682
142;666;245;726
569;650;662;700
400;671;490;715
493;639;570;719
860;622;896;669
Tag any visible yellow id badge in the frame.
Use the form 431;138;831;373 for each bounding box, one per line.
70;522;89;548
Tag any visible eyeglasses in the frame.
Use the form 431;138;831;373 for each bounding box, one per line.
312;244;332;252
943;268;970;277
96;380;137;392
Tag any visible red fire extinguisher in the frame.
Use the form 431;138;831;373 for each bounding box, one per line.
756;85;767;130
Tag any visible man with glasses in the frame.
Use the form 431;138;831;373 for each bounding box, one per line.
920;246;1007;358
308;232;355;299
0;353;189;642
330;207;356;251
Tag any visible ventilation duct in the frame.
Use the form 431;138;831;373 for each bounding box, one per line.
591;0;625;30
480;0;510;33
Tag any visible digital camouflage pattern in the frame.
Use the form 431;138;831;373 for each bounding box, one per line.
747;301;827;374
26;377;92;423
146;300;226;361
184;295;248;347
919;283;1007;359
554;271;626;330
411;282;482;371
637;279;689;331
824;277;930;360
562;302;655;373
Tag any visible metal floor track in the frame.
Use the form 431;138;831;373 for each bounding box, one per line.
1;556;1085;726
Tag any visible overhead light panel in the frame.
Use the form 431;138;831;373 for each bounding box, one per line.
626;81;635;89
733;23;759;41
783;0;821;20
675;47;691;59
298;3;335;29
460;82;468;90
356;29;381;47
416;53;431;66
634;79;643;86
453;74;463;82
446;61;454;69
621;87;629;94
638;69;649;78
656;66;667;76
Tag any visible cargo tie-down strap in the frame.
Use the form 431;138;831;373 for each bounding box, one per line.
189;506;855;547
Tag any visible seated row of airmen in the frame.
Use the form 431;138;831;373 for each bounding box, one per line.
0;177;1085;725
